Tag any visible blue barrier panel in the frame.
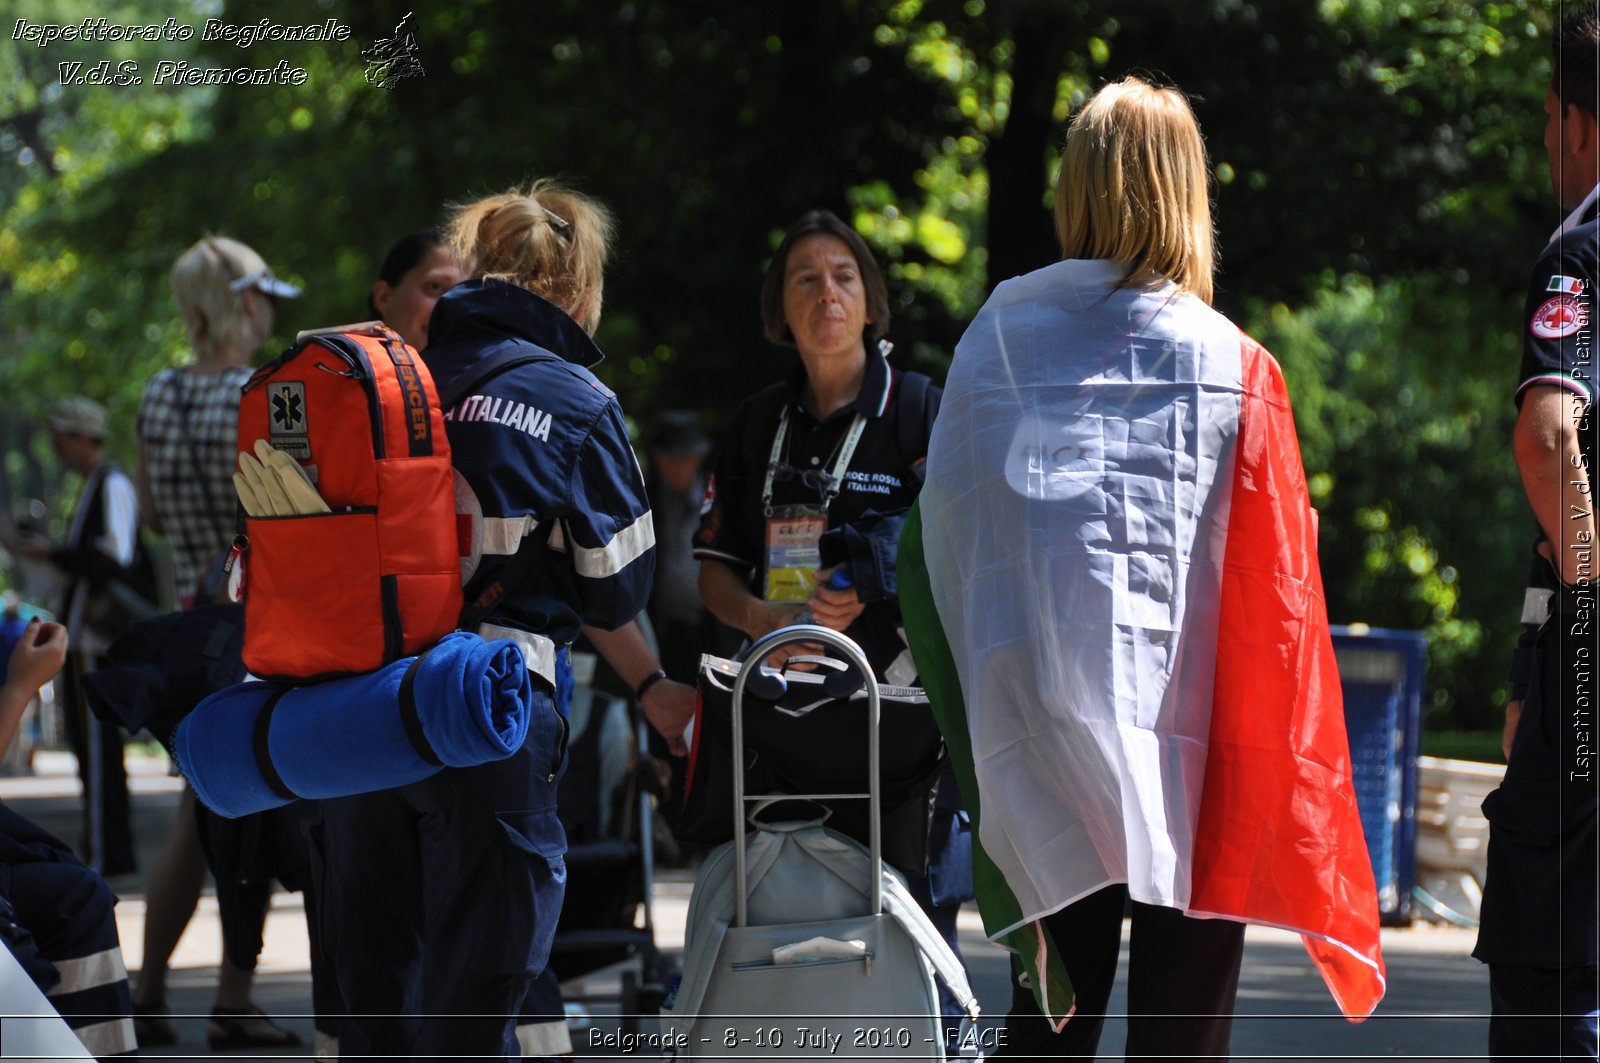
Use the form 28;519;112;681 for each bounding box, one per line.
1330;626;1428;926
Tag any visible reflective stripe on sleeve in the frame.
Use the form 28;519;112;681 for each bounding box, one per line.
478;514;538;556
572;511;656;578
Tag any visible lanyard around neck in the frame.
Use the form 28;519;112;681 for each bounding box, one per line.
761;407;868;517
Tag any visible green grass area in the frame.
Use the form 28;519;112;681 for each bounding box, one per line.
1420;729;1503;765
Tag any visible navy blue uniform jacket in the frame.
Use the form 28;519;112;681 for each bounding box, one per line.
424;280;655;688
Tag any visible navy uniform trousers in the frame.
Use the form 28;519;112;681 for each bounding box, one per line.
1476;587;1600;1062
315;659;571;1060
0;803;135;1058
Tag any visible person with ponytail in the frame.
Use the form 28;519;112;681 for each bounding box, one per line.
317;180;658;1057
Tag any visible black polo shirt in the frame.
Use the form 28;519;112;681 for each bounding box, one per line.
694;346;940;610
1476;194;1600;970
1507;196;1600;674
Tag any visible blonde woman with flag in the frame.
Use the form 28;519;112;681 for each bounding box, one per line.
902;77;1385;1059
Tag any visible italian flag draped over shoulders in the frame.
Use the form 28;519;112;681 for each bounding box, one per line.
901;259;1385;1028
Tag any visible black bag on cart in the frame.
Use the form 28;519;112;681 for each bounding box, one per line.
674;644;946;875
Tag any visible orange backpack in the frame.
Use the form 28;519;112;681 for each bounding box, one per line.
235;324;463;681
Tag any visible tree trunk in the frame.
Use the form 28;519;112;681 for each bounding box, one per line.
985;7;1065;291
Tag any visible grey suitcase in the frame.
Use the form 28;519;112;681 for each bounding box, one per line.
660;626;978;1060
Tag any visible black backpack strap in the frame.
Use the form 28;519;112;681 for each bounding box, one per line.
440;339;566;630
396;651;443;766
893;369;936;464
252;689;299;802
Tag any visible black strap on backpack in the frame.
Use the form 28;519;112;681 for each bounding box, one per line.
438;341;567;630
892;368;935;465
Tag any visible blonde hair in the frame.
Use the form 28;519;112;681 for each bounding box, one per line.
447;179;615;334
170;236;270;352
1054;78;1216;304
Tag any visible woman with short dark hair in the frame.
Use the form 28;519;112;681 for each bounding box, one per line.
757;209;893;348
697;209;929;669
694;207;970;1029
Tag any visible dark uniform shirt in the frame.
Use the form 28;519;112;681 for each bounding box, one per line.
1507;197;1600;698
1477;192;1600;969
693;346;940;677
1510;195;1600;725
691;347;965;905
1515;197;1599;464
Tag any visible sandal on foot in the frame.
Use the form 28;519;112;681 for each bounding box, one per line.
133;1002;178;1047
207;1005;303;1050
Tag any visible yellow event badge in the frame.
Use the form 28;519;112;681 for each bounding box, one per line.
764;505;827;602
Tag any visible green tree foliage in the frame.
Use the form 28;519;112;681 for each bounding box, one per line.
1;0;220;459
0;0;1573;727
1254;276;1530;723
857;0;1561;725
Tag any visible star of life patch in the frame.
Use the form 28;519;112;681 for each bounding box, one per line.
1531;294;1589;340
267;381;311;459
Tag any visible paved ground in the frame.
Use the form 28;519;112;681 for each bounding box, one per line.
4;753;1496;1061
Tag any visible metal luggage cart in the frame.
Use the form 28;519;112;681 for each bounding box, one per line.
661;626;977;1060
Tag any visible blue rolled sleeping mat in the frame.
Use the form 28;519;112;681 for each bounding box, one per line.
175;630;534;819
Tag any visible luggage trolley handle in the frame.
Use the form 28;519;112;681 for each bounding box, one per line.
730;625;881;928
